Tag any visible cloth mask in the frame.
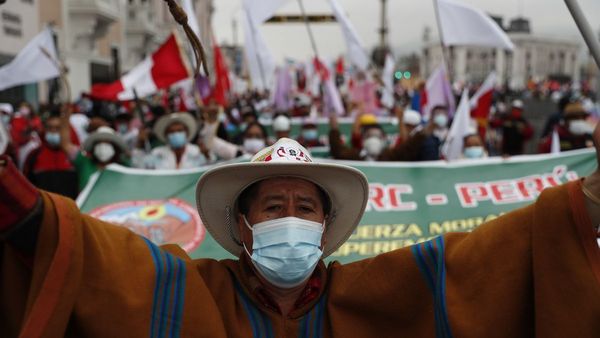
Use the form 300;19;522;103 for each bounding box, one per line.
167;131;187;149
45;132;61;146
243;216;324;289
93;143;116;163
433;114;448;128
243;138;266;154
464;146;485;159
363;136;385;157
569;120;593;136
302;129;318;141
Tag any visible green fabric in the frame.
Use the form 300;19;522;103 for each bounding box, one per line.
74;152;99;191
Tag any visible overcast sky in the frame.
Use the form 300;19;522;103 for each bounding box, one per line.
211;0;600;63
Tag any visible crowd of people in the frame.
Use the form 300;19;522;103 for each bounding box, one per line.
0;74;597;200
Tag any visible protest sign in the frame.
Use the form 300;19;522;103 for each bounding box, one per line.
77;149;596;264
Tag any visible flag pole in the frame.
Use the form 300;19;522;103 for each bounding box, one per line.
564;0;600;69
297;0;321;60
432;0;453;82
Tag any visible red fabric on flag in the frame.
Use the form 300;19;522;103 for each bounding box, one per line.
89;34;189;101
212;43;231;106
313;57;330;81
89;81;125;102
151;34;189;89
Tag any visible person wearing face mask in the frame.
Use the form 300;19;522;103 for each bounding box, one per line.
113;111;138;150
462;132;488;159
241;122;269;155
3;136;600;336
61;125;130;190
538;102;596;153
22;109;79;199
489;99;534;156
297;121;324;148
133;112;213;169
329;108;431;161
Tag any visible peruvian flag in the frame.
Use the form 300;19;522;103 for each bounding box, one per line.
211;42;231;106
470;71;496;136
90;34;190;101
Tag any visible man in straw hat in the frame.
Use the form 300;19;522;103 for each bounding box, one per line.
1;131;600;336
133;112;213;169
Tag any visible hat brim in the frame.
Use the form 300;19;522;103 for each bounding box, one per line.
196;161;368;258
153;113;198;143
82;133;128;153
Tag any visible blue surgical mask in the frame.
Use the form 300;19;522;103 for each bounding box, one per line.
464;146;485;159
45;132;61;146
243;216;324;289
167;131;187;149
302;129;318;141
1;114;10;126
433;114;448;128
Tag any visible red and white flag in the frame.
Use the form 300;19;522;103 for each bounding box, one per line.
470;71;496;135
90;34;190;101
211;42;232;106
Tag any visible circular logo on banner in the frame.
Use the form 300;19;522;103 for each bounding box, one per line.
89;199;205;252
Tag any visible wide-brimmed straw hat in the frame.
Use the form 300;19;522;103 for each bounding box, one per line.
196;138;369;257
82;126;127;153
153;112;197;143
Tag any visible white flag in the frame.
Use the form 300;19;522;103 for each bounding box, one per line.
328;0;370;71
0;115;8;154
182;0;201;40
0;27;60;91
436;0;514;50
442;89;471;161
381;54;395;109
242;0;288;91
422;63;455;120
551;129;561;154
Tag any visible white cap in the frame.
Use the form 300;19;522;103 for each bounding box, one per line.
273;115;291;132
403;109;422;126
512;99;524;109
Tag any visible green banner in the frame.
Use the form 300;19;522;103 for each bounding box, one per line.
77;149;597;264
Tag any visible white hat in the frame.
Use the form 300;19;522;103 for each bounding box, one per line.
153;112;198;143
82;127;127;153
196;138;369;257
512;99;524;110
272;115;291;132
0;103;13;114
403;109;422;126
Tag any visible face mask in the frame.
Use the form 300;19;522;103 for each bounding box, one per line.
302;129;318;141
243;138;266;154
569;120;593;136
464;146;485;159
363;136;385;157
93;143;116;163
45;132;61;146
239;123;248;131
243;216;324;289
117;123;129;134
433;114;448;128
167;131;187;149
1;114;10;126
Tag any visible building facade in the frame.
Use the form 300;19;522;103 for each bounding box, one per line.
0;0;40;105
421;17;581;89
4;0;215;103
